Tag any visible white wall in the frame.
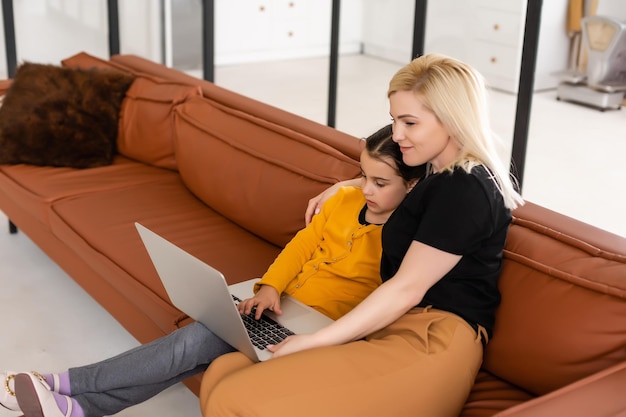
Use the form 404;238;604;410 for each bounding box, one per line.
0;0;363;77
0;0;162;78
596;0;626;19
0;0;622;79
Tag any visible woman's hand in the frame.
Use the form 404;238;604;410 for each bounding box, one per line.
267;333;326;358
304;189;334;226
305;179;360;225
237;285;283;320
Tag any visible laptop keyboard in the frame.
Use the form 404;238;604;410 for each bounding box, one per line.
232;295;295;350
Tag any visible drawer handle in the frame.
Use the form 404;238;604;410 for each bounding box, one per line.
289;1;295;7
259;5;265;12
490;57;497;64
288;31;294;37
493;23;500;31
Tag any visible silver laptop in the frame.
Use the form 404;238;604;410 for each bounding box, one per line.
135;222;334;361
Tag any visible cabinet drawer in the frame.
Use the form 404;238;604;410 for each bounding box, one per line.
471;41;521;91
474;9;523;47
216;0;331;63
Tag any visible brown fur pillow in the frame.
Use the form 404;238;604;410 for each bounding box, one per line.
0;62;135;168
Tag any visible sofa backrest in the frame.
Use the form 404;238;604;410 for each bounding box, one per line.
61;52;363;247
172;95;361;247
109;54;363;162
483;201;626;396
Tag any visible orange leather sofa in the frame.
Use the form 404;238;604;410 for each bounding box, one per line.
0;52;624;416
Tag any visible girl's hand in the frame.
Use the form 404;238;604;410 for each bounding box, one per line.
238;285;282;320
267;333;325;358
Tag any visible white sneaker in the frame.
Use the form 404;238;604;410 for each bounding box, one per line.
15;372;71;417
1;371;50;412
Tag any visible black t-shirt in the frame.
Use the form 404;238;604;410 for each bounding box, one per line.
380;165;512;337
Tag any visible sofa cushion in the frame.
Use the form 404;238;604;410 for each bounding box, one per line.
0;156;179;226
0;63;134;168
117;76;202;171
173;96;361;247
47;179;282;317
483;202;626;396
62;52;203;171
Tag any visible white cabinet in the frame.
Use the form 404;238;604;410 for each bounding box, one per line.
363;0;570;93
207;0;570;92
464;0;570;93
467;1;528;93
215;0;362;65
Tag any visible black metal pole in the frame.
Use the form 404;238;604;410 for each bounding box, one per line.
327;0;340;127
2;0;17;77
107;0;120;56
411;0;427;59
202;0;214;82
510;0;543;192
2;0;18;233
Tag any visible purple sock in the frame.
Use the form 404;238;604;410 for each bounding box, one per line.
52;392;84;417
58;372;71;396
42;372;71;395
42;373;55;390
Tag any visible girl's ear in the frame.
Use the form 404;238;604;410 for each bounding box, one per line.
406;178;418;193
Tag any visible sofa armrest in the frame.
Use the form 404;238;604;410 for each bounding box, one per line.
0;79;13;96
494;361;626;417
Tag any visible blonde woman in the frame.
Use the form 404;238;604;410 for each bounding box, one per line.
199;53;524;417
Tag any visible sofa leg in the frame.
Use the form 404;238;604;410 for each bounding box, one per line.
8;220;18;234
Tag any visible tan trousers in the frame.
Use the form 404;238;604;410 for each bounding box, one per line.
200;308;484;417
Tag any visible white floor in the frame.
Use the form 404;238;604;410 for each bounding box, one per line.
1;55;625;417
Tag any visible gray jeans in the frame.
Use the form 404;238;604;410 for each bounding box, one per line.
68;322;235;417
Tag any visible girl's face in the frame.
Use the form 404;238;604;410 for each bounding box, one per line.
389;90;459;172
359;149;413;224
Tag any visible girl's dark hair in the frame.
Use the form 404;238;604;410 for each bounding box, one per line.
364;124;426;182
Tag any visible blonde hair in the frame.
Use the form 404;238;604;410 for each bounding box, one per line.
387;53;523;210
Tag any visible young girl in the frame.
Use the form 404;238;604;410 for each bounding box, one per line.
5;124;425;417
197;53;524;417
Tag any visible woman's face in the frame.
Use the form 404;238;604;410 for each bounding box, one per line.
359;149;413;224
389;90;458;172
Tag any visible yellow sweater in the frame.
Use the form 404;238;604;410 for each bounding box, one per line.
255;187;383;320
